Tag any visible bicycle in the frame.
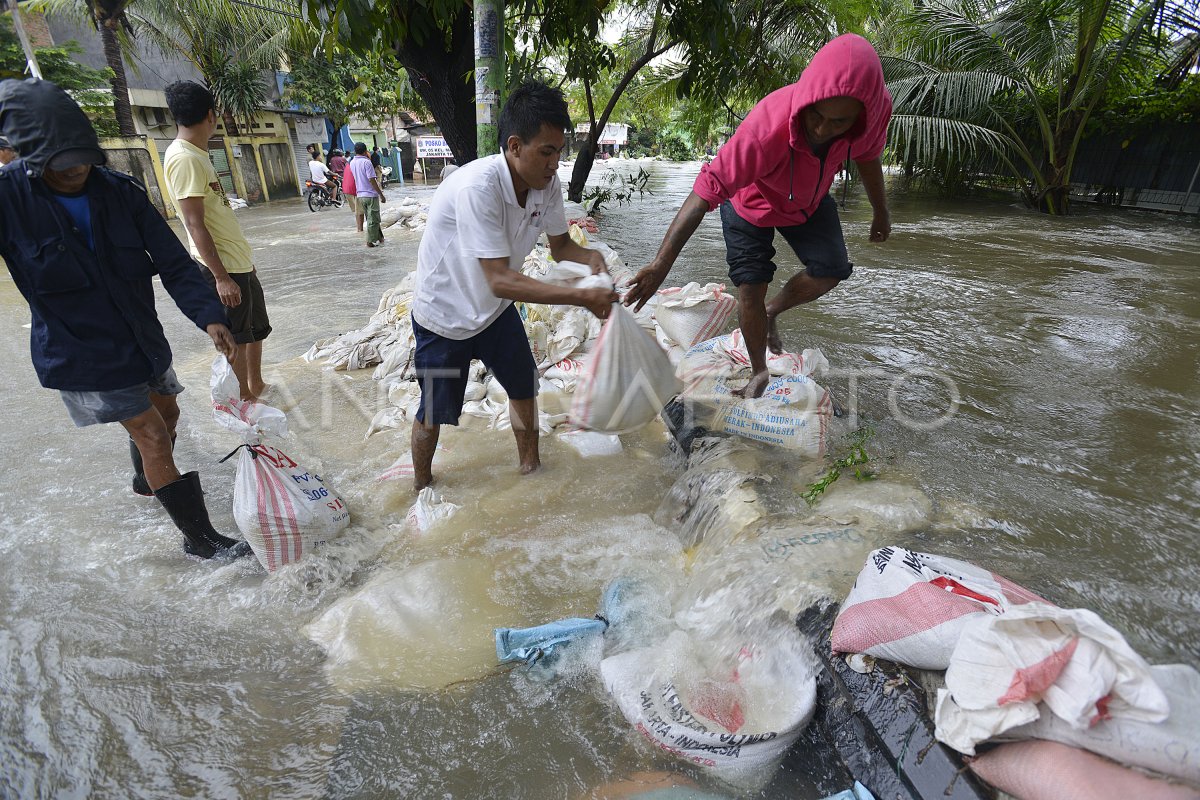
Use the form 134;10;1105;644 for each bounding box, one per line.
305;179;343;212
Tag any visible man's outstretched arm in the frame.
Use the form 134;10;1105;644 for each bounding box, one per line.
623;191;710;311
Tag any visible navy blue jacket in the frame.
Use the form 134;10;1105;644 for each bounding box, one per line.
0;161;229;391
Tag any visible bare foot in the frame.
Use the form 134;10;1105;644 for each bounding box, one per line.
732;370;771;400
249;382;272;398
766;314;783;354
519;460;541;476
239;392;260;403
413;475;434;492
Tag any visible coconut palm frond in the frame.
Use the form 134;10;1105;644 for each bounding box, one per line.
887;113;1023;174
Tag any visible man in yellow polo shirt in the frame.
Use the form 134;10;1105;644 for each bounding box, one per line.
162;81;271;401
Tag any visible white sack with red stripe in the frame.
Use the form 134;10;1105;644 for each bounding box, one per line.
934;602;1170;755
653;282;737;348
830;546;1046;670
211;356;350;572
569;303;681;434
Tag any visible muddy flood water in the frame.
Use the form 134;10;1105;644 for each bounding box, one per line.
1;161;1197;799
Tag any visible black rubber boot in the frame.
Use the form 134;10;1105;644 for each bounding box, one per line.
153;471;251;559
130;438;153;496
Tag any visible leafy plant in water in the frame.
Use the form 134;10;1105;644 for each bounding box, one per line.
801;426;876;507
581;166;652;215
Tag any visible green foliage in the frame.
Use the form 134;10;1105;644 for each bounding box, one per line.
283;48;417;128
0;16;118;135
658;128;694;160
801;426;876;508
581;165;651;215
1092;74;1200;133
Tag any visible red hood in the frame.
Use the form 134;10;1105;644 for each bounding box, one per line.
788;33;890;154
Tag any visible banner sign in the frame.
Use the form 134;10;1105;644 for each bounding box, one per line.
416;136;454;159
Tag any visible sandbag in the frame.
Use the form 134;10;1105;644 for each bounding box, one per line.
968;740;1200;800
570;303;681;434
305;557;510;691
211;356;350;571
830;546;1046;670
935;602;1169;754
654;282;736;349
708;373;832;455
1002;663;1200;786
601;629;817;791
406;487;461;533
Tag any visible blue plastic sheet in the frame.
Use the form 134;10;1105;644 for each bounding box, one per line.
494;617;607;665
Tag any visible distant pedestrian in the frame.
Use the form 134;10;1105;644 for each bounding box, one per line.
163;80;273;402
349;141;386;247
0;78;249;560
0;135;15;165
371;145;383;184
341;150;362;231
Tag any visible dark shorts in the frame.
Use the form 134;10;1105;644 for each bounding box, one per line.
201;268;272;344
59;366;183;427
721;194;853;286
412;304;538;426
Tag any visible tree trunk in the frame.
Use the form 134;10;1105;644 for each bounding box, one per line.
222;110;241;138
393;7;476;164
98;20;136;136
567;140;598;203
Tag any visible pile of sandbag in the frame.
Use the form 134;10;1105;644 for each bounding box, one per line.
830;546;1200;799
380;196;428;231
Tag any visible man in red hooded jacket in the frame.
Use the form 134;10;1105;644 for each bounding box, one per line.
626;34;893;398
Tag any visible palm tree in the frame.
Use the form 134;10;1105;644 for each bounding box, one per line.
882;0;1172;213
125;0;294;135
30;0;138;133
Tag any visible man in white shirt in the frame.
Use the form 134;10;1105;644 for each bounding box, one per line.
308;154;336;196
410;80;617;490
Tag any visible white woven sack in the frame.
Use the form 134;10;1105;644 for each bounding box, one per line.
654;282;736;348
830;546;1046;670
600;631;817;791
569;303;681;434
708;374;833;455
1001;663;1200;786
211;356;350;571
934;602;1170;755
406;487;460;533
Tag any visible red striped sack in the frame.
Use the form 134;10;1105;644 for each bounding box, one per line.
211;355;350;572
830;546;1045;670
654;282;737;348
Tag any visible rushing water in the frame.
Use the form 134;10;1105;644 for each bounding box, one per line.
1;161;1197;799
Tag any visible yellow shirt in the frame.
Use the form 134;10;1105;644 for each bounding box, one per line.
163;139;254;274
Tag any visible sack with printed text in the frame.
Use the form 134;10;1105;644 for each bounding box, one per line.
709;373;833;456
830;546;1046;670
210;356;350;571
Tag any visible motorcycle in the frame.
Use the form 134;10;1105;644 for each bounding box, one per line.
305;178;343;212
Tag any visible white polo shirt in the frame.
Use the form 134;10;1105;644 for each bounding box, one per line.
412;154;568;340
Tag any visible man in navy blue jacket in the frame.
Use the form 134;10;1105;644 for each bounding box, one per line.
0;78;249;560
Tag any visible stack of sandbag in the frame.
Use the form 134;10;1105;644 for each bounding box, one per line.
831;546;1200;797
311;227;680;439
675;330;833;455
210;355;350;571
379;196;428;231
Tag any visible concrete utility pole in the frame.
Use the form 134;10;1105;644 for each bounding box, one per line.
9;0;44;79
474;0;503;157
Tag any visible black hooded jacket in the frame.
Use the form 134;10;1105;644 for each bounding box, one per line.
0;78;228;391
0;77;107;177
